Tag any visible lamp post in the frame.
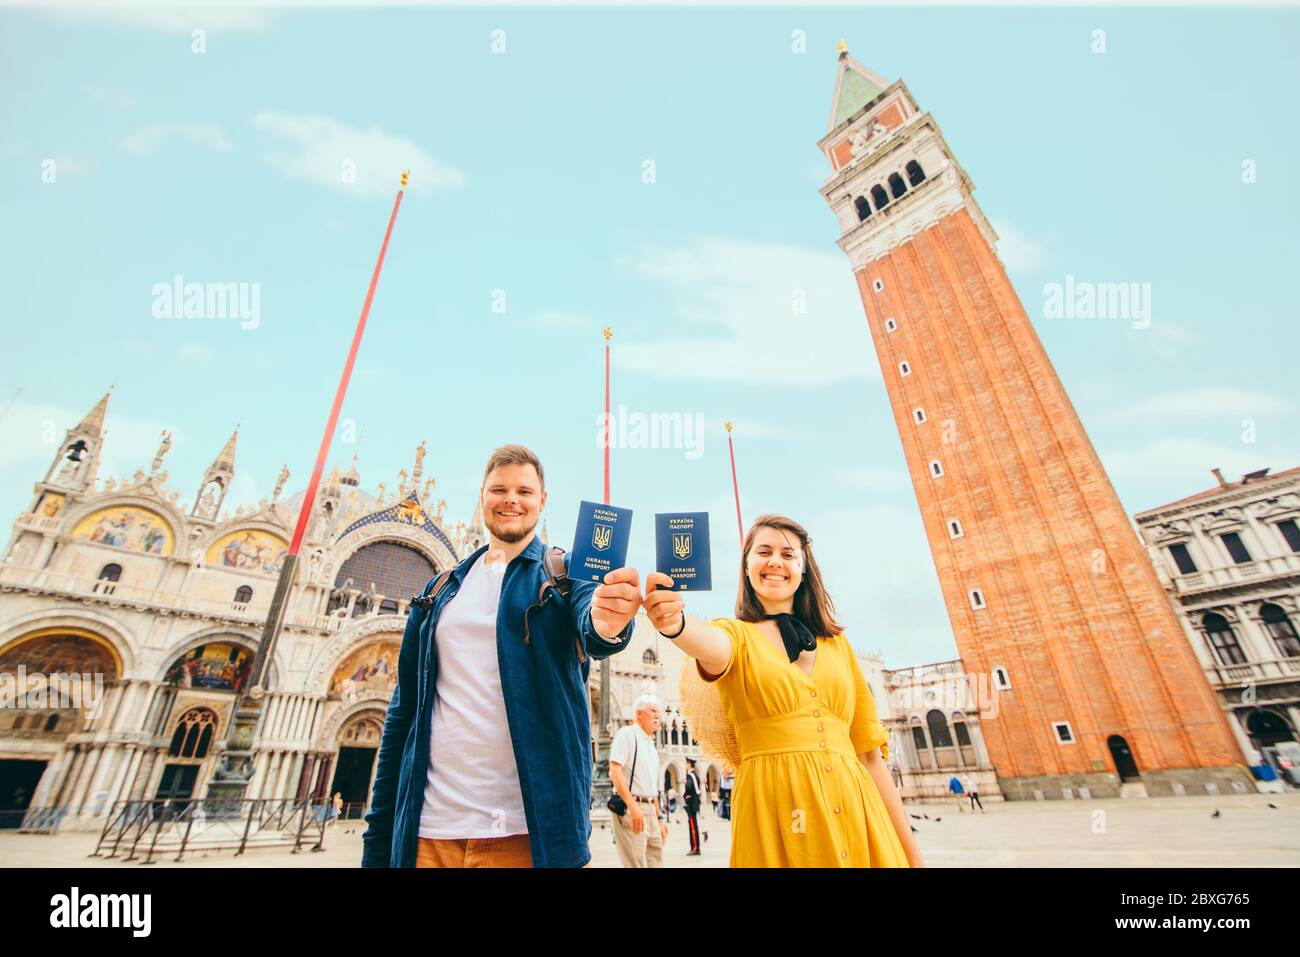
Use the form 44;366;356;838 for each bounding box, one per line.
591;327;615;815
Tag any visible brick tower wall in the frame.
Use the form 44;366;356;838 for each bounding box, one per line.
851;206;1250;798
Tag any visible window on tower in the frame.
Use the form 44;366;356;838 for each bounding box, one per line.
1168;542;1198;575
1219;531;1252;564
870;184;890;211
854;195;871;221
906;160;926;186
888;172;908;199
968;588;985;609
898;361;911;377
885;318;897;332
930;460;944;477
948;519;964;539
233;585;253;605
993;666;1011;690
914;408;927;424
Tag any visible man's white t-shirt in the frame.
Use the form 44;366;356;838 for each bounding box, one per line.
419;554;528;838
609;723;659;801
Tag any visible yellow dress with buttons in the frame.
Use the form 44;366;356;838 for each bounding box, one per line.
701;617;909;868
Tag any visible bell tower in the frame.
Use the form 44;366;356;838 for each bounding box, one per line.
818;45;1251;799
39;389;110;499
192;428;238;522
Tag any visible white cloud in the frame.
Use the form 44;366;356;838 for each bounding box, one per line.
253;111;464;197
85;85;137;110
44;3;274;33
122;122;232;157
0;399;178;486
830;465;910;491
45;156;97;178
1100;436;1297;500
228;470;264;512
699;415;823;443
1150;322;1190;344
1108;388;1290;423
530;310;597;331
615;237;876;387
990;219;1047;273
806;502;956;666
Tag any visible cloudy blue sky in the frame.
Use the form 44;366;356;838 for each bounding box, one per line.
2;5;1297;668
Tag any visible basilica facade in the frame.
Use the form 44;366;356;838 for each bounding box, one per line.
0;390;729;832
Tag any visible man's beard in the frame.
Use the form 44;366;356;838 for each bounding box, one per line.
484;510;538;544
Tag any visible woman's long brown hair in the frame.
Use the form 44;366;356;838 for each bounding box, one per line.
734;514;842;637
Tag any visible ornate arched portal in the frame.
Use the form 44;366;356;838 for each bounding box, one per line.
328;710;386;819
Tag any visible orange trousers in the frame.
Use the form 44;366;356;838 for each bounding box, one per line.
415;834;533;868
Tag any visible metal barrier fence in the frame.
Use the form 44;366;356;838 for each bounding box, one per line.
92;797;329;864
0;805;69;832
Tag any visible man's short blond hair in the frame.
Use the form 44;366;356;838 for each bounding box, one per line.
481;444;545;491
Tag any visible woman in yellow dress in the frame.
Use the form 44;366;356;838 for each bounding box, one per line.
643;514;923;868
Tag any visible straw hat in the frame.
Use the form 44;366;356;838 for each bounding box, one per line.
678;657;740;773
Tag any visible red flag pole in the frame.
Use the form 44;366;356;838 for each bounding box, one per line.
726;420;743;543
288;172;408;555
210;169;410;805
602;327;612;505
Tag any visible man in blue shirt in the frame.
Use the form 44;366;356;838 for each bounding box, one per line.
361;444;640;867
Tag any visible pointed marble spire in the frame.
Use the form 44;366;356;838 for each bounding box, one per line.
76;388;113;437
828;43;891;131
210;427;239;475
341;451;360;487
191;426;238;520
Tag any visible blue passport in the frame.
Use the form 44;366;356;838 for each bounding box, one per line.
569;500;633;583
655;512;712;591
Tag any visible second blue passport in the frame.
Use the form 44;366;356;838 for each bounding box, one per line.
655;512;712;591
569;500;633;583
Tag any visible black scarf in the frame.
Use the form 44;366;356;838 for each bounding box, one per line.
763;613;818;662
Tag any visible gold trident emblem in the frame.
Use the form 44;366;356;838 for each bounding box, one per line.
400;169;410;189
673;533;692;560
593;524;613;551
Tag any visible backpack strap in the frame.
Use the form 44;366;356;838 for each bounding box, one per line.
540;545;571;600
523;546;587;665
409;569;455;609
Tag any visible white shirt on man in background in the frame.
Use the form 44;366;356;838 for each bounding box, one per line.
609;721;659;801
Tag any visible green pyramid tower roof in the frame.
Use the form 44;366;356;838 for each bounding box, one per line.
828;48;891;131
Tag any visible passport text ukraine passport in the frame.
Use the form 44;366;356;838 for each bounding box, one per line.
569;500;633;583
655;512;712;591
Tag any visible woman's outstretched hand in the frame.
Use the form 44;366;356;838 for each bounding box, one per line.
643;571;684;634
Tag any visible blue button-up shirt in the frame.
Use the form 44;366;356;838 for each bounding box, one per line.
361;534;632;867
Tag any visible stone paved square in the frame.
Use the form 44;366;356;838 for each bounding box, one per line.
2;794;1295;868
